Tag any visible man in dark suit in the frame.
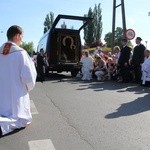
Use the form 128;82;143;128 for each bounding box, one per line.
131;37;146;83
118;38;132;83
36;48;45;82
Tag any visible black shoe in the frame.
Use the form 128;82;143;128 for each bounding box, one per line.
0;126;2;137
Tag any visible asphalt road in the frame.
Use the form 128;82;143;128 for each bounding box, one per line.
0;73;150;150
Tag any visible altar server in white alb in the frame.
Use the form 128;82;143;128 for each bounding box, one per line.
141;49;150;86
80;50;94;80
0;25;37;137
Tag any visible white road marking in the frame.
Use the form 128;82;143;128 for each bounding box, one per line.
28;139;55;150
30;100;39;115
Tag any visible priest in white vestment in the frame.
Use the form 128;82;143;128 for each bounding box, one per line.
141;49;150;86
0;25;37;136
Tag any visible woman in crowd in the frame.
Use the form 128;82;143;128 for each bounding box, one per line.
106;57;116;80
94;55;107;81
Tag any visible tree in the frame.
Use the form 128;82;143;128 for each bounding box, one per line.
83;3;103;47
43;12;54;33
104;32;113;47
104;27;123;48
114;27;124;46
83;7;94;46
93;3;103;40
104;27;133;49
61;21;67;29
20;42;35;56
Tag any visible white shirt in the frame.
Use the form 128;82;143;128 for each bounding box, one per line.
141;56;150;84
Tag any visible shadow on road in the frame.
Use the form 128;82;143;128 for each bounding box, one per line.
67;77;150;118
0;127;25;139
43;74;150;117
105;93;150;118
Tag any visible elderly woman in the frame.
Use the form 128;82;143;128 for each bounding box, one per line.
107;57;116;80
113;46;121;64
94;55;107;81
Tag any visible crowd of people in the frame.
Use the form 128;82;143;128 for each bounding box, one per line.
33;36;150;88
80;37;150;87
0;25;150;138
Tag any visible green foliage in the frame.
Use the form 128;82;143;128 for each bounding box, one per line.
104;32;113;47
93;3;102;40
104;27;123;48
114;27;123;46
84;8;94;46
83;3;103;47
43;12;54;33
20;41;35;56
104;27;133;48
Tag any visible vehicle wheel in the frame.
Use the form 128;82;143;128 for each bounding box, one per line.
71;70;79;77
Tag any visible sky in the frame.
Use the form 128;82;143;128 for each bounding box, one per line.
0;0;150;50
